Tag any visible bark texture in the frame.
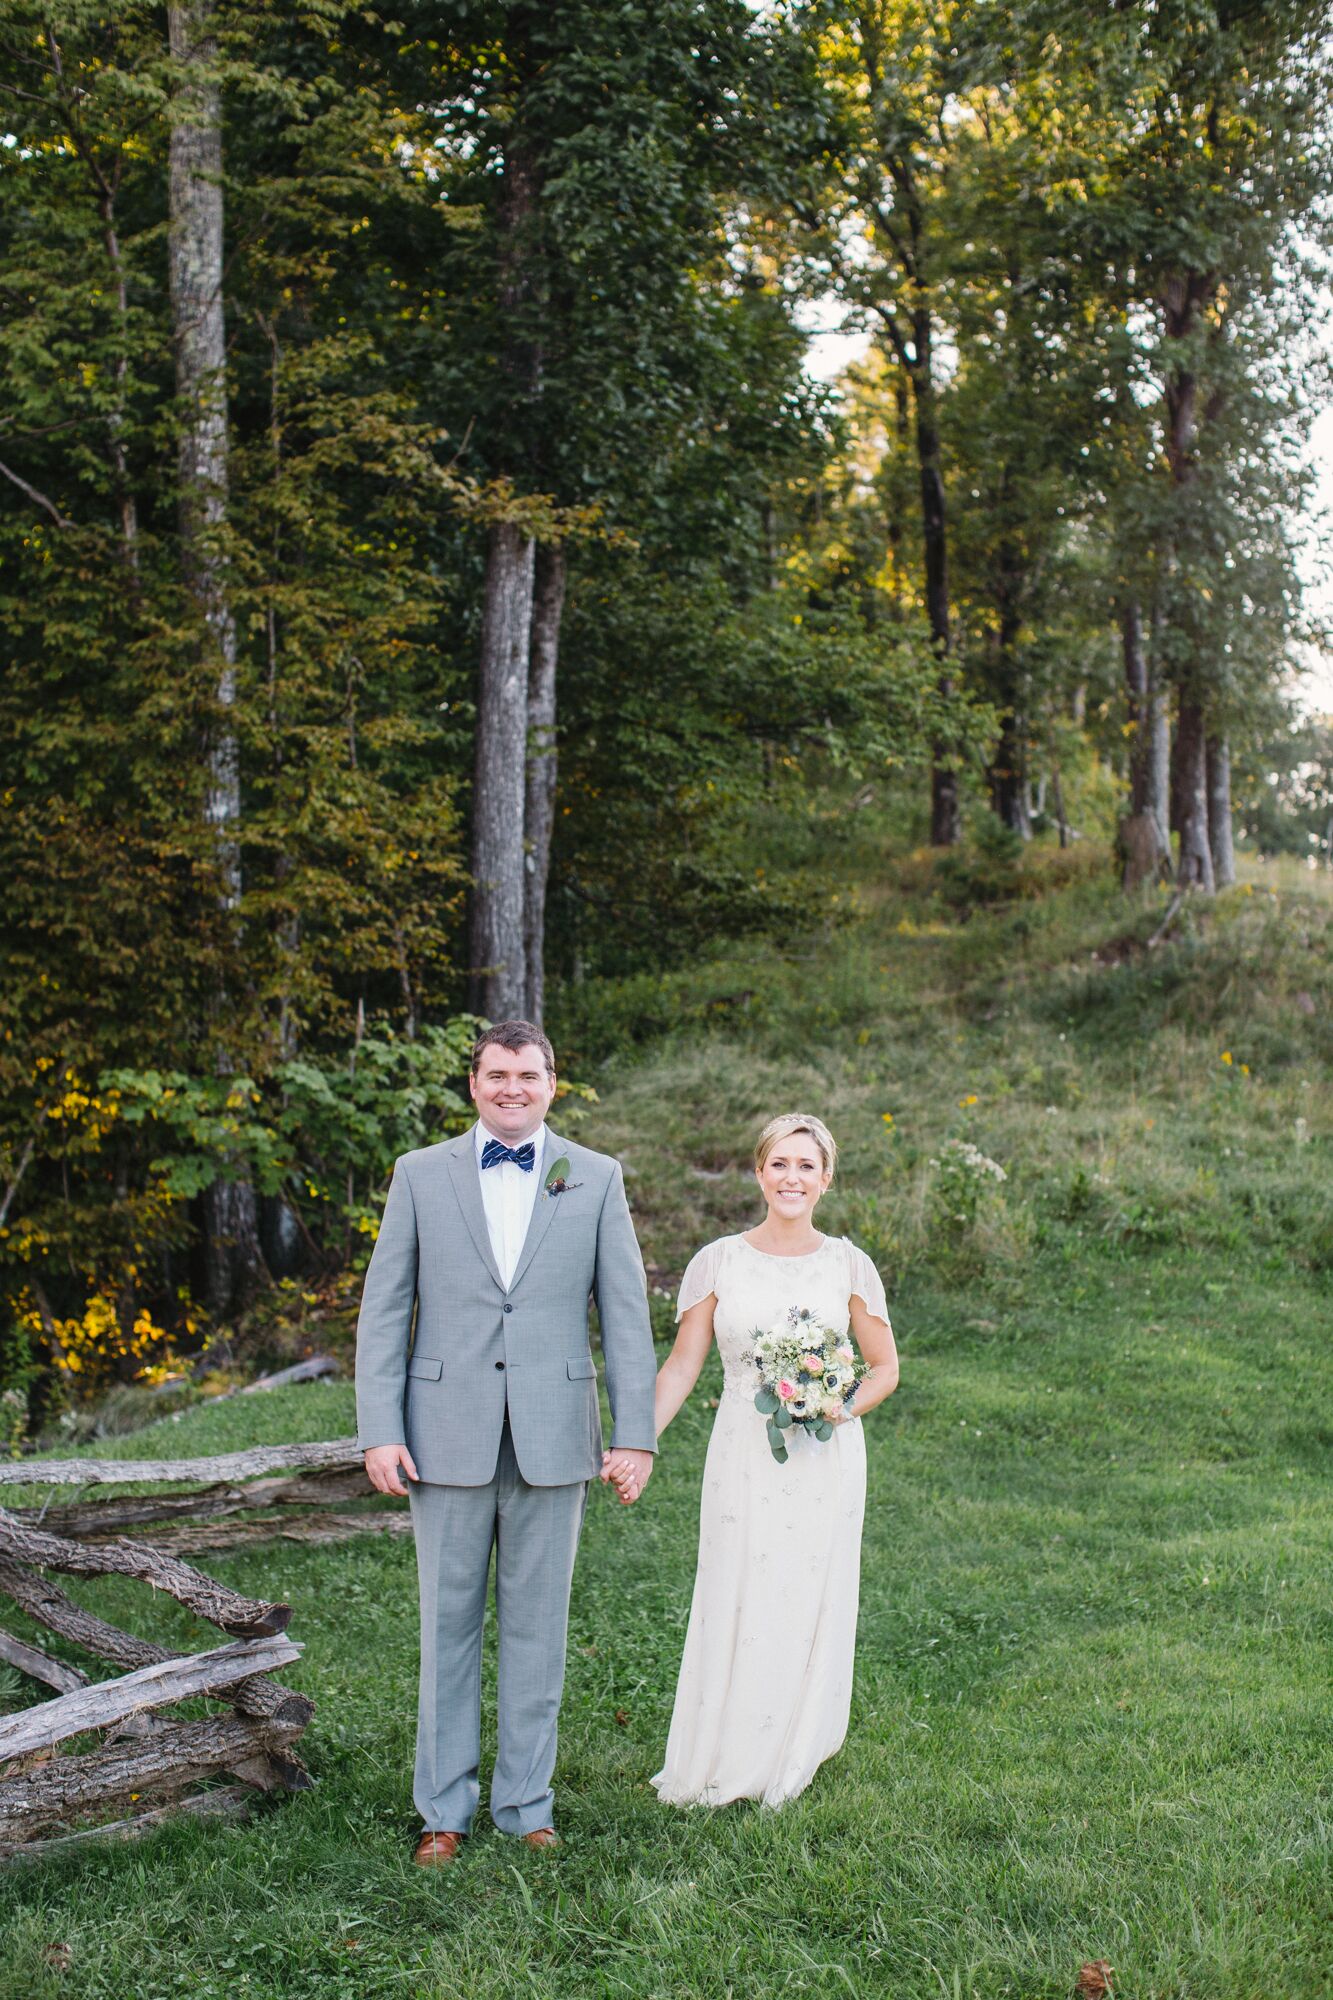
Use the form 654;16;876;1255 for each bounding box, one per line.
0;1627;86;1695
168;0;237;900
168;1;265;1314
0;1556;311;1727
1206;734;1236;888
987;549;1030;838
913;313;959;847
1120;599;1172;888
1174;698;1215;891
0;1714;305;1845
4;1783;252;1865
8;1466;368;1537
523;541;566;1023
471;521;536;1017
0;1636;299;1764
0;1508;290;1638
0;1437;360;1487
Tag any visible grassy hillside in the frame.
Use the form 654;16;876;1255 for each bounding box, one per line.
1;847;1330;2000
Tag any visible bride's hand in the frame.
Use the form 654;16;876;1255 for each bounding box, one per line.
600;1448;651;1504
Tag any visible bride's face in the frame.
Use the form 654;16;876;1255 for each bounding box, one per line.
756;1137;830;1224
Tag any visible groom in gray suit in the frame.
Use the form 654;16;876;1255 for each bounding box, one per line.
355;1020;657;1862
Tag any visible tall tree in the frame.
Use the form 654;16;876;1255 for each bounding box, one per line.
166;1;266;1312
809;0;982;844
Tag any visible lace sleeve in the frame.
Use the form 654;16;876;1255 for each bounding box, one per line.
676;1238;726;1319
845;1240;891;1328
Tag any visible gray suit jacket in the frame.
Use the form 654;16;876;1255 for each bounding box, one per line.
354;1126;657;1486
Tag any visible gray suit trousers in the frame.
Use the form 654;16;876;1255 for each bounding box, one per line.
409;1421;587;1835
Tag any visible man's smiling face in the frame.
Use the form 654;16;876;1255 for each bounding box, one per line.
469;1043;557;1144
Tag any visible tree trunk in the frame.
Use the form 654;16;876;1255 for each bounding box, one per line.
989;713;1031;837
1120;598;1172;888
1174;697;1215;891
168;0;238;907
911;314;958;847
167;2;264;1315
523;541;566;1025
470;520;536;1019
1206;733;1236;888
987;550;1029;838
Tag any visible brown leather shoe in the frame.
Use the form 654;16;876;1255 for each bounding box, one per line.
521;1827;558;1850
414;1830;466;1865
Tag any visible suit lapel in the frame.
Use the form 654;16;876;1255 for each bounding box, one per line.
508;1128;565;1293
446;1133;504;1290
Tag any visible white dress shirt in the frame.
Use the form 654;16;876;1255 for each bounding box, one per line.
474;1119;547;1290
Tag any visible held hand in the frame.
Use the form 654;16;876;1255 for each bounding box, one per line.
600;1448;653;1505
364;1443;419;1496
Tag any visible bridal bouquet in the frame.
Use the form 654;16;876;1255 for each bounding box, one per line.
751;1307;866;1464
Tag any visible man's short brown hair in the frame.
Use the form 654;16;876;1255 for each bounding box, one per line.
470;1020;557;1077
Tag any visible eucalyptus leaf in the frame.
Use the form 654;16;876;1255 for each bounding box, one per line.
754;1389;779;1415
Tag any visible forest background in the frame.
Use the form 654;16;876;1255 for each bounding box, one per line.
2;0;1333;1428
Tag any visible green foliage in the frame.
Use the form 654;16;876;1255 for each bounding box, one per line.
106;1014;479;1239
0;1018;478;1405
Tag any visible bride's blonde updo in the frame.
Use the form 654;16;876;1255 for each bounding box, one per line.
754;1112;838;1181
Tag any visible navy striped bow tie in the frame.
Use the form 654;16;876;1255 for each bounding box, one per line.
481;1138;536;1172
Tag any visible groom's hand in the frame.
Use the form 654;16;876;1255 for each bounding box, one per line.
364;1443;419;1496
600;1448;653;1506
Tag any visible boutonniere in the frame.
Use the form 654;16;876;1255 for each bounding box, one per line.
543;1156;583;1199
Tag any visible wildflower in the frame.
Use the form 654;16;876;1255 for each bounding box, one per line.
881;1112;895;1126
959;1094;978;1108
1221;1051;1233;1066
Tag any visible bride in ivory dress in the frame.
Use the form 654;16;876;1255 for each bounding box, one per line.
605;1113;899;1808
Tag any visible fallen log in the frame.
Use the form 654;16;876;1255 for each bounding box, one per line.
3;1782;253;1864
0;1508;290;1638
0;1438;361;1489
9;1464;374;1539
0;1714;306;1844
242;1356;339;1394
0;1557;312;1728
126;1508;413;1557
0;1635;301;1766
0;1627;86;1695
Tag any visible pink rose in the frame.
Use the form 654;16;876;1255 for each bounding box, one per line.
800;1353;825;1375
836;1344;855;1364
777;1379;796;1401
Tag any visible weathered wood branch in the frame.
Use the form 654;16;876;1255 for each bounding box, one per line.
0;1437;361;1488
0;1508;290;1638
0;1626;86;1695
0;1635;300;1766
0;1556;312;1728
3;1782;252;1865
127;1508;412;1557
10;1464;373;1538
0;1714;305;1844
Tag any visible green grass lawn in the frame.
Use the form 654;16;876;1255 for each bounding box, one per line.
2;857;1330;1999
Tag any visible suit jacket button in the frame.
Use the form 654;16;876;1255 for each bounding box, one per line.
495;1360;505;1370
502;1303;513;1313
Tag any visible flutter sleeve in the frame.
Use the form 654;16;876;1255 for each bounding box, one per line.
676;1238;726;1320
845;1240;891;1328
